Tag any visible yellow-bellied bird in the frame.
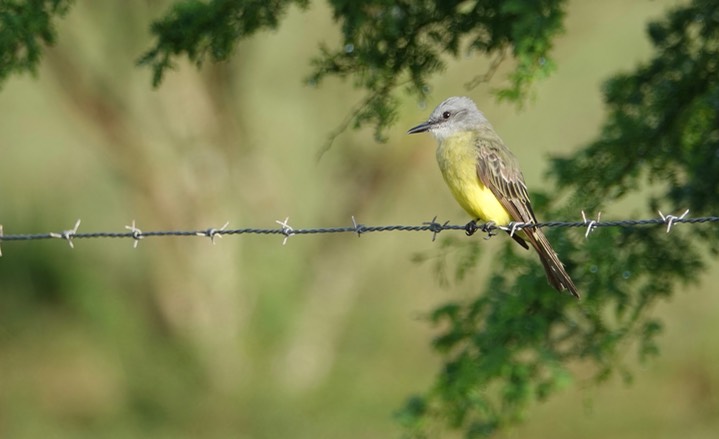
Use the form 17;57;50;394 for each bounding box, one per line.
408;96;579;298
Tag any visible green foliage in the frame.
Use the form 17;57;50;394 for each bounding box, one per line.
140;0;567;141
138;0;310;87
553;0;719;252
400;0;719;436
0;0;72;85
307;0;566;140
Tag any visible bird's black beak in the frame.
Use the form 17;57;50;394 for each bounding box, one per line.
407;121;431;134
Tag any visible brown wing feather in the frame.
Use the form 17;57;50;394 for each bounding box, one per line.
475;137;580;298
475;140;532;249
476;140;537;225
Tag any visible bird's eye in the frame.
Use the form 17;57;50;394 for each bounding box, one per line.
442;111;451;119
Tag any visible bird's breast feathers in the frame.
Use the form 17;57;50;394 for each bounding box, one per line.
435;131;512;225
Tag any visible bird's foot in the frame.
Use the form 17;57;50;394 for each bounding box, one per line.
465;219;480;236
480;221;498;239
465;220;497;238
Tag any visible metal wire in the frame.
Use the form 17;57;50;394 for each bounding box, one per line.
0;210;716;253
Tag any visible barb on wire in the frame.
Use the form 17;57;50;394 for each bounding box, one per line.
0;213;718;254
423;216;449;242
0;224;3;256
506;221;525;238
658;209;689;233
351;216;365;237
582;210;602;238
198;221;230;244
276;217;294;245
125;220;143;248
49;219;81;248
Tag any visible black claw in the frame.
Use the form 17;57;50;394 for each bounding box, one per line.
464;219;484;236
480;221;497;237
465;219;479;236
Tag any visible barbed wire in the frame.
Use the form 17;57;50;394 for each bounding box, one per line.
0;210;717;255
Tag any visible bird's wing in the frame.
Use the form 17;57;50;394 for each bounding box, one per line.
475;137;538;226
475;135;580;298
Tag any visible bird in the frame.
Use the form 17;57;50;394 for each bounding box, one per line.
407;96;579;298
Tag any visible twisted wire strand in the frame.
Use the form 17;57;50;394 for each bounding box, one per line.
0;214;716;246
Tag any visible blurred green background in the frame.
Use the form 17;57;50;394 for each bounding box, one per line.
1;0;717;438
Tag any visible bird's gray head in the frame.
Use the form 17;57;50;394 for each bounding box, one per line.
407;96;489;142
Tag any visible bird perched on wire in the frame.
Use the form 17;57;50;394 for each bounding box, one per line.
408;96;579;298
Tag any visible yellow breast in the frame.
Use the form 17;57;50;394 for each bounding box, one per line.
435;132;512;225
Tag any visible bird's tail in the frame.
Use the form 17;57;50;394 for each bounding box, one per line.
523;228;580;298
